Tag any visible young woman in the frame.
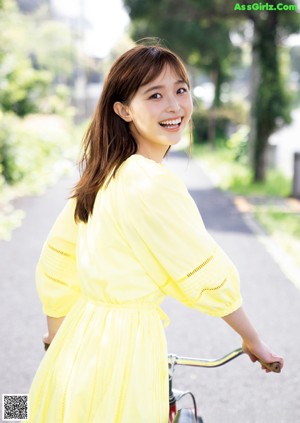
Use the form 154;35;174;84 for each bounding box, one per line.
25;43;283;423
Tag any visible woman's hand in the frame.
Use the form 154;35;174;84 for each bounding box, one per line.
242;339;284;373
222;307;284;373
42;333;52;351
43;316;65;350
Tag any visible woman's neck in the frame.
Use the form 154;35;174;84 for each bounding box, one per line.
136;145;169;164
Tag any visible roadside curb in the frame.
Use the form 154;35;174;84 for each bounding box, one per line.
194;157;300;292
235;200;300;291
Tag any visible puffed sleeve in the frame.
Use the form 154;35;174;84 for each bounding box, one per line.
35;198;82;317
122;166;242;317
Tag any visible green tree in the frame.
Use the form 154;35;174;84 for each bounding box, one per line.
0;1;78;116
124;0;300;181
124;0;241;108
238;1;299;180
0;0;79;187
0;0;52;116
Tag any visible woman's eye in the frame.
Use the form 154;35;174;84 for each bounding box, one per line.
150;93;162;99
177;87;188;94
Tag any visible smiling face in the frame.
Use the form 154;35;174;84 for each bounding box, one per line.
113;65;193;162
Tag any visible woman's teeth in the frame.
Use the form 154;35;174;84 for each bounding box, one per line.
159;118;182;128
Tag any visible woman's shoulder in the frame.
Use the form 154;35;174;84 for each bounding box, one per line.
119;154;181;185
120;154;167;177
116;154;187;200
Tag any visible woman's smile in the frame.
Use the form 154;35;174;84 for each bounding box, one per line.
113;63;193;162
125;65;193;161
158;116;183;130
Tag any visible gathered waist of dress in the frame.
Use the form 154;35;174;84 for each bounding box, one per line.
81;296;170;326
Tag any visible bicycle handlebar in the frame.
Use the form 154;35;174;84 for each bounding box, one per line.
168;347;281;373
168;347;244;369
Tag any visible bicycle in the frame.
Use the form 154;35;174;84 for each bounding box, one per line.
168;347;281;423
44;341;281;422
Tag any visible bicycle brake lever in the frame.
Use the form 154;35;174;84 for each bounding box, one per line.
258;360;281;373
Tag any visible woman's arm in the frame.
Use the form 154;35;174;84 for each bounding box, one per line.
42;316;65;348
222;306;284;371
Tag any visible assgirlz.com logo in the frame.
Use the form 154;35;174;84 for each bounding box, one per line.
234;2;298;11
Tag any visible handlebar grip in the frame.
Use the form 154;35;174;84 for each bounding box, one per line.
258;360;281;373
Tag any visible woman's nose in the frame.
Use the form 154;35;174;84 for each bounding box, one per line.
166;95;180;112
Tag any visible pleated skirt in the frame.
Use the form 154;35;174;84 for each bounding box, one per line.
25;298;169;423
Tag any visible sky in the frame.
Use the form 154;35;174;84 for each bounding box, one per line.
51;0;130;58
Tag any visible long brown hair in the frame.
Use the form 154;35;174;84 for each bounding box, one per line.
73;43;191;223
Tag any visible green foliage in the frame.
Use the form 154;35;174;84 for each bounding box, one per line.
0;0;53;116
0;0;77;117
0;0;79;184
192;103;248;143
0;111;82;241
124;0;241;107
226;125;249;163
125;0;299;182
0;58;52;116
254;208;300;270
192;142;291;197
193;139;299;271
0;0;82;240
0;112;77;186
255;209;300;240
229;169;291;197
249;14;294;181
256;19;292;129
245;3;299;181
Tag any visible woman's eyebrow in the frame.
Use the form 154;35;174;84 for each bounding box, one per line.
142;79;187;95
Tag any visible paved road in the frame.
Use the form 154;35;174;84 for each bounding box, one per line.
1;153;299;423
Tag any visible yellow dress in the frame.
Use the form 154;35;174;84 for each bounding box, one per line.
25;154;242;423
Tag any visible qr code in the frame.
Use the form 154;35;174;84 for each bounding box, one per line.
2;394;29;421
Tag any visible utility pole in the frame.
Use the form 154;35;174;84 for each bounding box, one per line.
293;152;300;198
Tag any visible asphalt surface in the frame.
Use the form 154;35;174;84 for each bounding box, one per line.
1;152;299;423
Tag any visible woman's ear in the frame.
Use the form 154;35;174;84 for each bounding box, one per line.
113;102;132;122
